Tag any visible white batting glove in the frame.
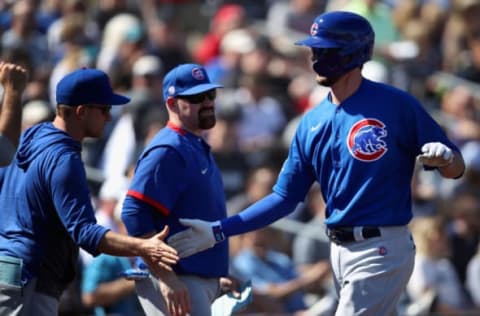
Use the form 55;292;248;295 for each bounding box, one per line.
168;219;223;258
417;142;454;168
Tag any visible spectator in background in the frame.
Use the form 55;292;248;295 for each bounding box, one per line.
46;0;99;65
391;11;444;100
208;107;249;200
457;141;480;196
95;0;139;31
407;215;477;315
0;45;43;103
138;0;192;73
100;54;166;182
466;242;480;308
82;253;142;316
231;226;322;314
451;0;480;83
21;99;54;131
193;4;246;66
266;0;327;39
2;0;50;77
445;189;480;286
234;73;287;154
48;12;96;107
0;62;28;166
341;0;400;67
96;13;142;75
227;165;278;216
437;85;479;146
205;28;256;88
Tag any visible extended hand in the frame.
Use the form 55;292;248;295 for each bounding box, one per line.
167;219;217;258
142;226;179;271
417;142;453;168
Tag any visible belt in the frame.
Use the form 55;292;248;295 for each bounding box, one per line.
327;226;381;244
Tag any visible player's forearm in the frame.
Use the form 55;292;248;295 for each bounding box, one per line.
96;230;146;257
437;151;465;179
221;192;299;237
82;279;135;307
0;87;23;148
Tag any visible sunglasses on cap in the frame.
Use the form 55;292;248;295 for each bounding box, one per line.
177;90;216;104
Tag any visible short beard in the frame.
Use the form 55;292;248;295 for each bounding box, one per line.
198;109;216;129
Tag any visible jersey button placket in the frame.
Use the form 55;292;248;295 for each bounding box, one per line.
332;107;342;169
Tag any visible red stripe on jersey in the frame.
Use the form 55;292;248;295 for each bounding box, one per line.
127;190;170;216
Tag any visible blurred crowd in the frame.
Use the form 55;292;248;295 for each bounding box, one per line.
2;0;480;315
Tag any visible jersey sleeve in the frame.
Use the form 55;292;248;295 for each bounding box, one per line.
49;153;108;256
409;96;460;153
273;125;316;201
122;146;187;236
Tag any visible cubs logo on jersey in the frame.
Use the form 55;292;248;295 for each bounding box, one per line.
347;118;387;162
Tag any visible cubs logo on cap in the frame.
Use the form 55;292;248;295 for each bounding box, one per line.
162;63;223;100
192;68;205;81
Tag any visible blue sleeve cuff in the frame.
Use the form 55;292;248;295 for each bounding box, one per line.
84;226;110;256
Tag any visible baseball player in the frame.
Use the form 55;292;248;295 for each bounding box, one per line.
168;11;466;315
121;63;241;316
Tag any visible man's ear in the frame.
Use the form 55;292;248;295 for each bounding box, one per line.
166;97;177;113
74;105;87;118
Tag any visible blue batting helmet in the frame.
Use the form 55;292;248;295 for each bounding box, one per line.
295;11;375;78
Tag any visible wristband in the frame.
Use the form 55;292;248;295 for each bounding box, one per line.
212;222;226;243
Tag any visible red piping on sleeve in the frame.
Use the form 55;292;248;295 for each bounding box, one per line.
127;190;170;216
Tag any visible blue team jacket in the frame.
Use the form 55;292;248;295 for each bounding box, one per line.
0;122;108;286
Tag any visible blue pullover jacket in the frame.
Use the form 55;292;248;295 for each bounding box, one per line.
0;122;108;290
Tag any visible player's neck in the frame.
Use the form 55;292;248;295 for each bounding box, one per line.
330;70;363;105
52;116;84;142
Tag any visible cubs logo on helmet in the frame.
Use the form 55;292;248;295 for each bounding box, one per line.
347;118;387;161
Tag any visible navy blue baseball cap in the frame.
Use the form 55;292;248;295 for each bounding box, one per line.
163;64;223;100
56;68;130;106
